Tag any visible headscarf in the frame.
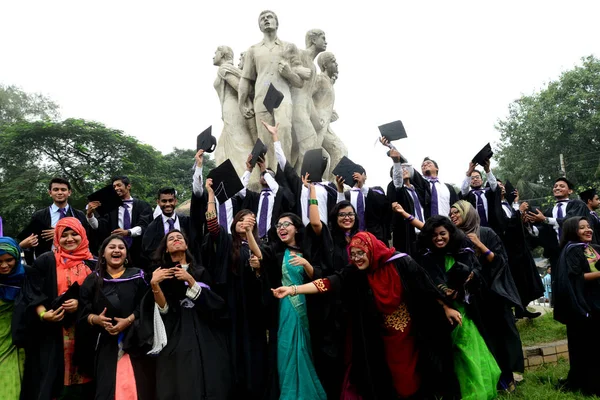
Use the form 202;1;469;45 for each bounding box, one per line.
0;237;26;301
452;200;480;237
348;232;401;314
53;217;93;270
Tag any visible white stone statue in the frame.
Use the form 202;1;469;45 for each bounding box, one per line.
238;10;305;171
313;51;347;179
212;46;256;178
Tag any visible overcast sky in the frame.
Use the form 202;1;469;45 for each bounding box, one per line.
1;1;599;189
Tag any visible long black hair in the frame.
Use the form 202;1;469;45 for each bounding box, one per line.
417;215;466;254
231;209;258;274
94;234;132;295
329;200;358;241
559;216;590;248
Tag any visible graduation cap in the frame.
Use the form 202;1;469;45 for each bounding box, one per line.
579;187;597;203
263;83;284;114
197;126;217;153
207;159;244;204
17;218;48;241
378;120;407;142
504;180;517;204
87;185;122;216
50;282;80;310
332;156;365;186
301;149;328;183
249;138;268;168
472;143;493;166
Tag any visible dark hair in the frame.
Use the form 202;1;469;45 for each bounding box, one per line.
417;215;466;254
580;189;597;203
270;212;305;250
559;216;590;248
94;234;132;293
48;177;71;190
157;187;177;198
555;177;574;190
231;209;258;274
111;175;131;186
471;170;483;179
423;157;439;170
329;201;358;239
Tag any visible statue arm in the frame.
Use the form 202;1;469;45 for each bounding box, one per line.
238;78;255;118
279;60;304;88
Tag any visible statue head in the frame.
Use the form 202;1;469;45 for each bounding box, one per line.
258;10;279;33
213;46;234;66
317;52;338;77
305;29;327;52
238;52;246;70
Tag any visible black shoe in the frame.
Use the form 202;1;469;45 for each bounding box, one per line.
515;309;542;319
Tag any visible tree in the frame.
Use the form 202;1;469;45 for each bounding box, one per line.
0;84;60;124
495;55;600;198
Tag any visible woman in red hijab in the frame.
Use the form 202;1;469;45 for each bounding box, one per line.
273;231;461;399
16;217;95;400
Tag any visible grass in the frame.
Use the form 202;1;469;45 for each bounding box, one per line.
516;311;567;347
499;359;599;399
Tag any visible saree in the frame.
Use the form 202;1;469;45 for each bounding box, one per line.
277;249;326;400
445;255;500;400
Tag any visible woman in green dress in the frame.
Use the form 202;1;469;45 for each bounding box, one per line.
417;216;500;400
0;237;26;400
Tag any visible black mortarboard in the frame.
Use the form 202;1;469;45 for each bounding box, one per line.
197;126;217;153
579;188;597;203
250;138;268;168
263;83;284;114
207;159;244;204
50;282;80;310
378;120;407;141
87;185;123;216
16;218;48;241
472;143;493;165
301;149;328;183
333;156;365;186
504;180;516;204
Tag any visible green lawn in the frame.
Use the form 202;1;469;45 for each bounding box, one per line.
516;311;567;347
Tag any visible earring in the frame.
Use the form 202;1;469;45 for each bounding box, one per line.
124;259;128;265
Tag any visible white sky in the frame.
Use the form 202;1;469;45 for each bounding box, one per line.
1;1;599;189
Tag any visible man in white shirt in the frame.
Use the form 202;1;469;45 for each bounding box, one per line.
459;160;500;230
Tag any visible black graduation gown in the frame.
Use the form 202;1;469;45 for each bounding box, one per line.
14;252;94;400
95;199;153;266
190;190;243;237
344;187;391;243
78;268;149;400
460;187;503;234
326;255;458;399
497;205;544;307
242;184;296;238
553;242;600;395
136;266;232;400
411;172;458;218
476;227;524;377
588;211;600;246
21;206;91;263
201;227;272;399
140;214;202;271
386;182;422;255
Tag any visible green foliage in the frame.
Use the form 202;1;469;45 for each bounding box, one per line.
0;84;60;124
496;55;600;198
516;312;567;347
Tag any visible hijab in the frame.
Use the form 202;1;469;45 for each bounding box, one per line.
0;237;26;301
452;200;480;237
53;217;93;270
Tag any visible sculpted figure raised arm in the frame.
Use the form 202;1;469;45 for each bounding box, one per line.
238;10;303;171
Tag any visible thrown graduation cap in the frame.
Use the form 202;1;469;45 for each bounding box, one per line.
579;187;597;202
504;180;517;204
250;138;268;168
87;185;123;216
207;159;244;204
378;120;407;141
333;156;365;186
263;83;284;114
17;218;48;242
301;149;328;183
197;126;217;153
472;143;493;166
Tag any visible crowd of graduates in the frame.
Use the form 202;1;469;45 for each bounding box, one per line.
0;121;599;400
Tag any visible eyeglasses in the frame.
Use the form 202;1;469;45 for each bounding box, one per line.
338;212;356;219
349;250;366;260
275;221;293;229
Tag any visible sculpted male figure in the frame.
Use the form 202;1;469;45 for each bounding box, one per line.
313;52;347;179
239;10;304;171
212;46;256;177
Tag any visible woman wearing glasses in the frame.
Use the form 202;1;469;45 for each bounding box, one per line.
272;230;459;399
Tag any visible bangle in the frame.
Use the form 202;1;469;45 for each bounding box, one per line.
484;249;492;257
291;285;297;296
205;210;216;220
207;201;216;204
127;316;134;324
405;214;415;221
309;199;318;206
39;310;47;321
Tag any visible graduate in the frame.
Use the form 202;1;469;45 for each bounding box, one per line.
579;188;600;245
0;237;26;400
16;217;95;399
553;216;600;395
459;156;502;232
202;177;272;399
78;234;149;400
449;200;524;391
